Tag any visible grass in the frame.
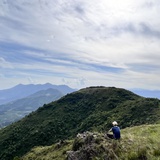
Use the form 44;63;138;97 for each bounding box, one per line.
21;140;73;160
120;124;160;160
21;124;160;160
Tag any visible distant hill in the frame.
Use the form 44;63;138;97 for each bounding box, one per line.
130;89;160;99
0;86;159;160
0;83;76;105
0;88;64;128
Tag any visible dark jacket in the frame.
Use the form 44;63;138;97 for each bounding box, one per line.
112;126;121;139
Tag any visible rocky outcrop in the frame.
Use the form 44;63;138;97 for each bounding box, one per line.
67;131;120;160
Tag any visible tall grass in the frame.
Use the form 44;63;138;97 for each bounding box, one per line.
21;124;160;160
21;140;72;160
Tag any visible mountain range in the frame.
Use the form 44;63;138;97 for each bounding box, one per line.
130;88;160;99
0;88;64;128
0;83;76;128
0;83;76;105
0;86;159;160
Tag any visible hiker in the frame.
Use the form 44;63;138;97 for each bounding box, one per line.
107;121;121;140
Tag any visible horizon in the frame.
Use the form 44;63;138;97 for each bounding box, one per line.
3;83;160;99
0;0;160;90
1;82;160;92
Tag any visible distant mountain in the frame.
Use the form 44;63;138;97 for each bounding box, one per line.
130;89;160;99
0;83;76;105
0;86;159;160
0;88;64;128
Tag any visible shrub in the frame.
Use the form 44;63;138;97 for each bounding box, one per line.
128;152;139;160
72;138;84;151
137;147;148;160
153;149;160;157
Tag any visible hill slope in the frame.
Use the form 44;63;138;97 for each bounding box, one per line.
0;88;64;128
22;124;160;160
0;86;159;160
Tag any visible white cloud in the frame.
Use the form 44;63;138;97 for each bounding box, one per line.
27;76;36;84
0;57;13;68
0;0;160;90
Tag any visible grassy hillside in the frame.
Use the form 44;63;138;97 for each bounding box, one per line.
0;86;159;160
21;124;160;160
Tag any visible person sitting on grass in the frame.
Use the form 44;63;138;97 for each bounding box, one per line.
107;121;121;140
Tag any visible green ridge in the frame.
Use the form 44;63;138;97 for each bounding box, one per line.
0;86;159;159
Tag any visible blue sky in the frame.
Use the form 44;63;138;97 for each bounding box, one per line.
0;0;160;90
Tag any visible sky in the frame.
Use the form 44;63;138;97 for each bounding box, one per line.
0;0;160;90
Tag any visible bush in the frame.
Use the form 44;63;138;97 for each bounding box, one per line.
72;138;84;151
137;147;147;160
153;149;160;156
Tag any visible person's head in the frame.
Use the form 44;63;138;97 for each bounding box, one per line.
112;121;118;126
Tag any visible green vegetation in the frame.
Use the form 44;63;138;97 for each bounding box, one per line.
22;124;160;160
21;140;73;160
0;86;159;159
